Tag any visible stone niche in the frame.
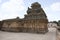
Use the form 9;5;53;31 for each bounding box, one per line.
1;2;48;34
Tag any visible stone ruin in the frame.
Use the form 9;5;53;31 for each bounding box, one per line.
0;2;48;33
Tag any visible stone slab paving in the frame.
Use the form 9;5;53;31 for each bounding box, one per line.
0;28;56;40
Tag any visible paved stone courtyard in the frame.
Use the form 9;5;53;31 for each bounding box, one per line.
0;28;57;40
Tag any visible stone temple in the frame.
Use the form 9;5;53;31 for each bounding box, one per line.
0;2;48;33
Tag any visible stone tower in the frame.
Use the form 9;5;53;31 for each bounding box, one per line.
24;2;48;33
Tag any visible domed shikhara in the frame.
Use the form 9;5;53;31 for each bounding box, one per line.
1;2;48;33
25;2;47;20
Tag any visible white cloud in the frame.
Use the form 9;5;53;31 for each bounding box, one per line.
44;2;60;12
0;0;26;20
44;2;60;21
50;2;60;11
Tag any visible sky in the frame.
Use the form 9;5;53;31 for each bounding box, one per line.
0;0;60;21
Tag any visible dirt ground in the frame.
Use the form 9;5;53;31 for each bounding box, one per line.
0;28;56;40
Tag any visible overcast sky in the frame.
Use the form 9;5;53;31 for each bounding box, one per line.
0;0;60;21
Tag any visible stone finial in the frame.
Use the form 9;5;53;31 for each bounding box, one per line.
31;2;41;9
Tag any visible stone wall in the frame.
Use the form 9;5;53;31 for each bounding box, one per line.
1;20;22;32
56;30;60;40
0;21;3;30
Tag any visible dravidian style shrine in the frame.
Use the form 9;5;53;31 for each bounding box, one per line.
0;2;48;33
